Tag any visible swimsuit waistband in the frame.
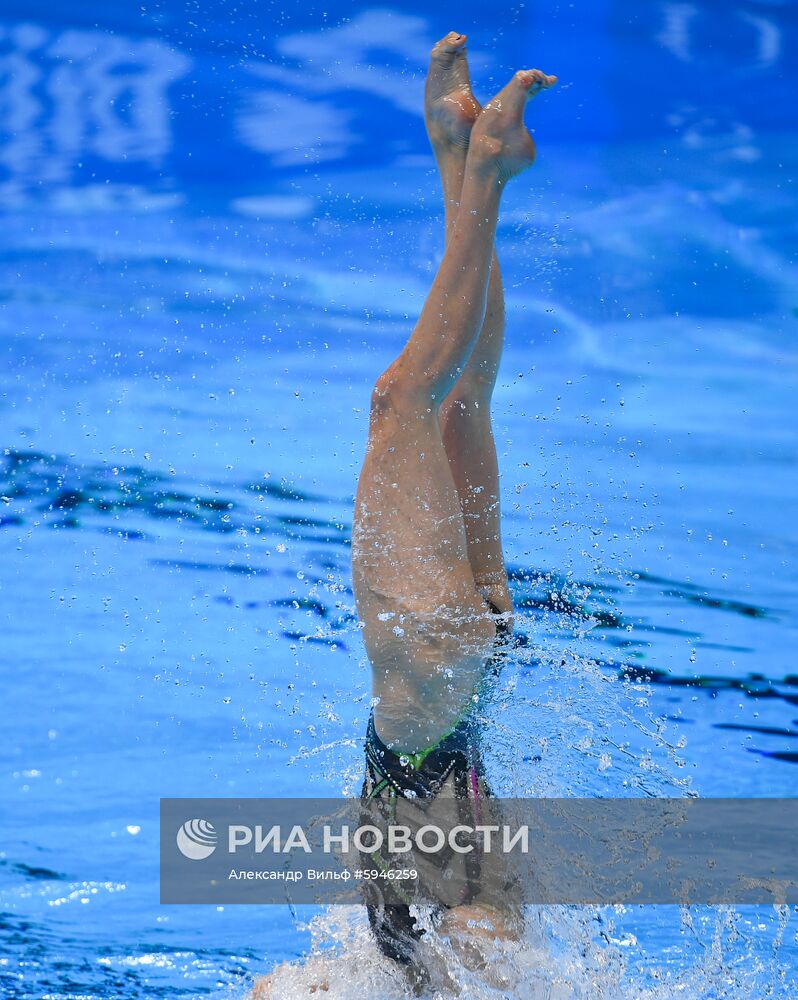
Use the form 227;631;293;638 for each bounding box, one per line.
364;709;477;801
366;708;473;767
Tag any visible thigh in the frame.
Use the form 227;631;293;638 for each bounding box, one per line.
352;406;476;608
352;395;498;746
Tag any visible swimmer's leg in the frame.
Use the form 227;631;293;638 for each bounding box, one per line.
426;34;552;619
353;63;555;747
351;108;507;736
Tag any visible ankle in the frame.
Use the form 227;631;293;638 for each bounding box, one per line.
430;131;470;158
462;164;508;201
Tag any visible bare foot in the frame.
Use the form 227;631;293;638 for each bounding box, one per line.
469;68;557;183
425;31;481;152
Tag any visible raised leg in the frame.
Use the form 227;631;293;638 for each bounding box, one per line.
352;64;555;751
352;159;504;750
428;33;510;617
425;35;552;619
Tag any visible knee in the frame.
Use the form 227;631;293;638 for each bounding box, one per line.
370;366;428;419
443;369;496;410
370;369;396;412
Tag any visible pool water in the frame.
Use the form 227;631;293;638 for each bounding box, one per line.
1;1;797;997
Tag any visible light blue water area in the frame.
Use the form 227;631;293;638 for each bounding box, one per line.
1;1;797;997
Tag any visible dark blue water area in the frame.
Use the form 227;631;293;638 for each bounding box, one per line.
1;0;797;997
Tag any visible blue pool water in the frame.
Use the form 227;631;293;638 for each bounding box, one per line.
1;1;797;996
